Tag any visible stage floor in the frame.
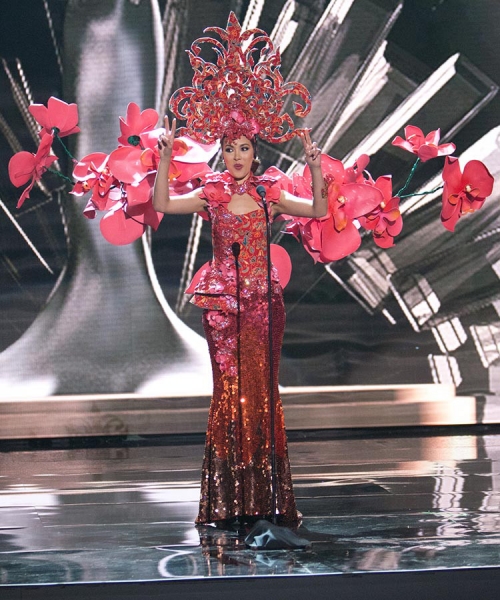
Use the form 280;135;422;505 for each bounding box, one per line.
1;428;500;598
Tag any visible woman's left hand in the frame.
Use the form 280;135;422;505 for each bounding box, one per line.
299;130;321;168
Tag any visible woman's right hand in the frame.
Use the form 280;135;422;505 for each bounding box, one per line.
157;116;177;161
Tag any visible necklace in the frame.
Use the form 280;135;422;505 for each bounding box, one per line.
229;176;254;195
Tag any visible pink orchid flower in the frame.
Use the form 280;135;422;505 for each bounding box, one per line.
357;176;403;248
29;96;80;138
72;150;162;242
441;157;494;232
392;125;455;162
72;152;119;214
117;102;158;146
284;154;383;262
98;129;212;244
8;133;57;208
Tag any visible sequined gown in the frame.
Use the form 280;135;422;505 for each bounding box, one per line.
189;172;299;525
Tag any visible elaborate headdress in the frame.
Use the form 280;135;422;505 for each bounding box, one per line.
169;12;312;144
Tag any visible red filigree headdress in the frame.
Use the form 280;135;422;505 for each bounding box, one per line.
169;12;312;144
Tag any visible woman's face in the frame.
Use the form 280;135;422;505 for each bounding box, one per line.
222;135;255;181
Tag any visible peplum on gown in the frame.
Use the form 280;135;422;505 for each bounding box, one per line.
188;171;299;525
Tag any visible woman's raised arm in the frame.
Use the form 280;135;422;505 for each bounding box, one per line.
273;131;328;219
153;117;208;215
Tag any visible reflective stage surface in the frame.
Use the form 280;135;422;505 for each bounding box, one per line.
1;429;500;597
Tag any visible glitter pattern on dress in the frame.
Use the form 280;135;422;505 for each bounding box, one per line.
190;175;299;525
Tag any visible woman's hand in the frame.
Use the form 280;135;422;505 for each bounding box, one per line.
299;129;321;169
273;130;327;219
157;116;177;162
153;115;207;214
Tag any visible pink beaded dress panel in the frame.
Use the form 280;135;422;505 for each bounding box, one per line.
190;172;299;525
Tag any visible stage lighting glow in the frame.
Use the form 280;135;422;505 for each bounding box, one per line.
431;319;468;354
270;0;298;52
0;376;57;400
428;354;462;387
470;323;500;369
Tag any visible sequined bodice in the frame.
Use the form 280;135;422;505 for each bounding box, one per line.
189;172;283;310
210;205;278;294
214;206;267;275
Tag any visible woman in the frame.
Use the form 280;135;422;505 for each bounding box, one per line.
153;118;326;527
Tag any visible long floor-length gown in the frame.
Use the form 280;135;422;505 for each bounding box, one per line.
188;171;299;525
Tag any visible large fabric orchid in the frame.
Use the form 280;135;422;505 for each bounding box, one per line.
392;125;455;162
283;155;383;262
357;176;403;248
8;132;57;208
117;102;159;147
72;152;119;218
67;103;216;244
29;96;80;138
441;157;494;232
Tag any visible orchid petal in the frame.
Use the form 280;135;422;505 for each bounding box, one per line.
404;125;424;142
172;160;212;182
117;102;158;146
8;151;36;187
30;97;80;137
463;160;494;198
100;204;146;245
16;179;35;208
441;208;460;232
303;154;344;187
126;200;163;230
264;166;294;193
108;146;148;184
340;183;384;219
417;145;439;162
373;231;395;248
374;175;393;202
126;175;154;206
73;152;108;179
320;218;361;262
436;142;456;157
391;136;415;153
424;128;440;145
442;156;462;194
47;97;80;137
386;217;403;236
270;244;292;288
83;199;97;219
174;136;220;163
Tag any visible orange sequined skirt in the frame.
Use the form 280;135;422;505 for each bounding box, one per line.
196;290;299;525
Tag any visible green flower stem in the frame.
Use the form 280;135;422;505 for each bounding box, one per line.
400;184;443;199
46;167;74;185
54;131;78;162
396;157;420;197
